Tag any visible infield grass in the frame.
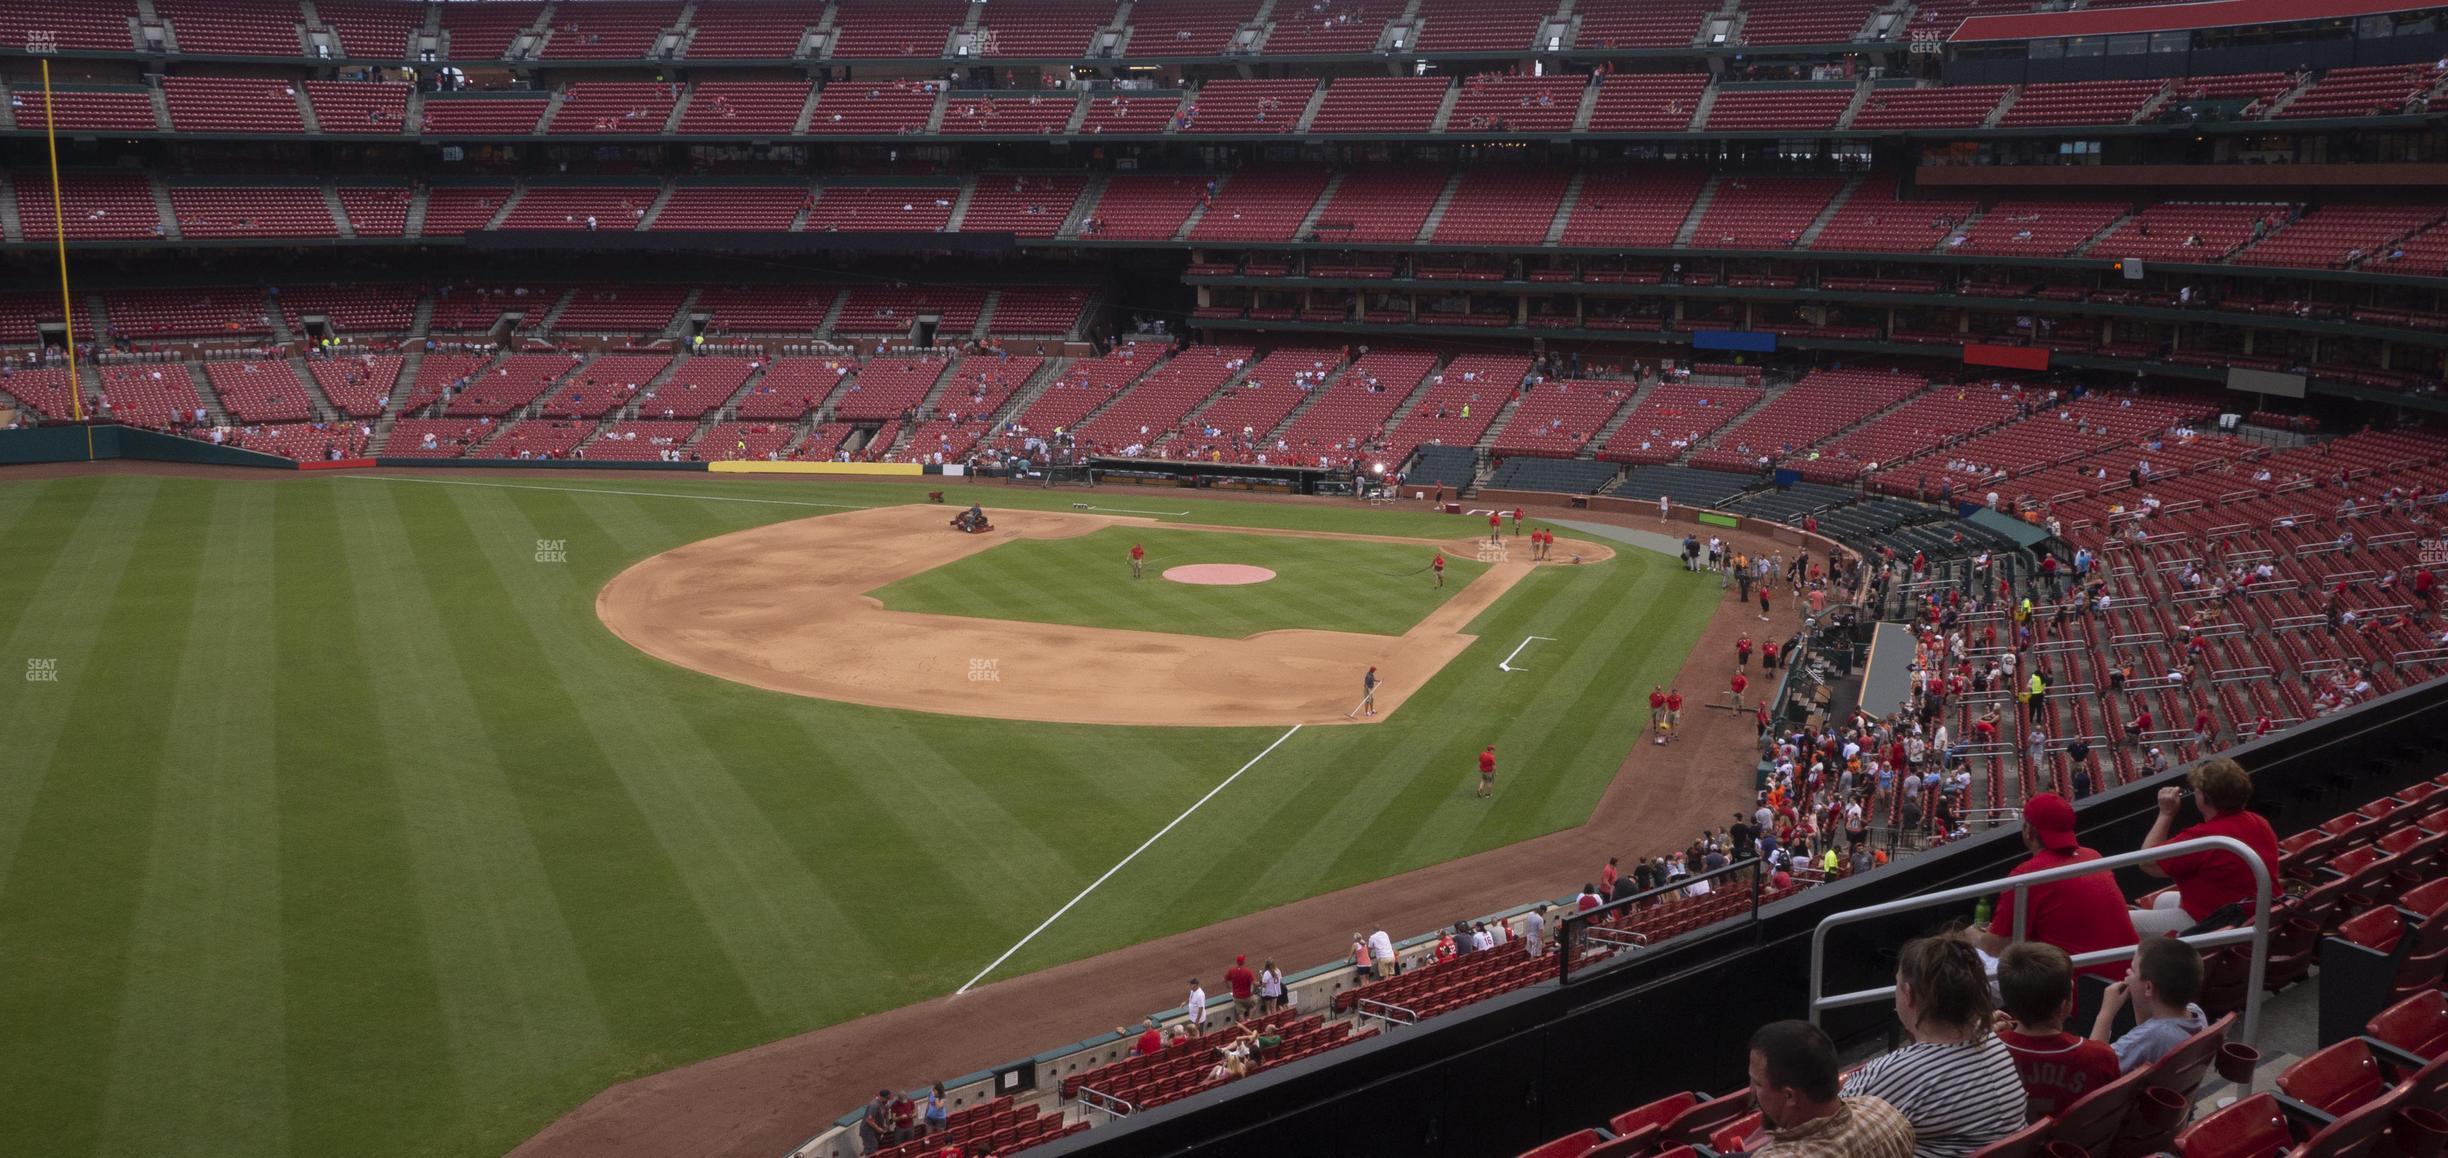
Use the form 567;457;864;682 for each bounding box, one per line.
872;526;1492;638
0;471;1718;1158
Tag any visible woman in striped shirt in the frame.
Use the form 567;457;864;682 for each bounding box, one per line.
1841;936;2028;1158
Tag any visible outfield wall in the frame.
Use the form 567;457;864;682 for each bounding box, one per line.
1027;678;2445;1157
0;424;297;468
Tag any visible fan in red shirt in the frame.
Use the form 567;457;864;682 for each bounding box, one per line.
1976;793;2136;979
2129;756;2283;936
1995;941;2124;1118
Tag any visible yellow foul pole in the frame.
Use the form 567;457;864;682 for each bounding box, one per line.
40;58;91;452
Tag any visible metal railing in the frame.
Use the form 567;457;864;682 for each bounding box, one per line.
1557;856;1767;985
1807;835;2274;1042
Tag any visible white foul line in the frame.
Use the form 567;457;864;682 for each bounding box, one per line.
1080;504;1191;517
956;724;1304;995
335;474;873;509
1498;635;1557;673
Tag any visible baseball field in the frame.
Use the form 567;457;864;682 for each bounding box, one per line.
0;470;1716;1158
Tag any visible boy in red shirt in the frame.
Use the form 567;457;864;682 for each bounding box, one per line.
1987;940;2124;1121
1995;942;2122;1118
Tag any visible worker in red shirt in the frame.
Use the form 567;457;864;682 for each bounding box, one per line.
1224;955;1256;1019
1666;689;1684;738
1129;541;1146;580
1737;632;1753;669
1487;510;1502;546
1476;744;1497;798
1649;685;1667;732
1431;550;1446;588
1730;670;1750;709
1510;507;1524;535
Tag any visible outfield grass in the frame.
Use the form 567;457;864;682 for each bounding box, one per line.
872;526;1491;638
0;472;1717;1157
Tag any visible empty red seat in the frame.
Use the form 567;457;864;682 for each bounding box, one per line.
2278;1038;2395;1116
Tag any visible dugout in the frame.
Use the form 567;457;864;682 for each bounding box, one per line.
1087;457;1347;496
1031;676;2448;1158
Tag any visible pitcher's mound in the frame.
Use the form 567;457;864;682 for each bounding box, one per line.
1163;563;1277;586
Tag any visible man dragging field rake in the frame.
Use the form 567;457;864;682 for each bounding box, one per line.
1348;665;1380;719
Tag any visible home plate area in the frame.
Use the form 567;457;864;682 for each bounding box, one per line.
1162;563;1277;585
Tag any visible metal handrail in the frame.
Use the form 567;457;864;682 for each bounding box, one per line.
1558;856;1765;985
1807;835;2274;1042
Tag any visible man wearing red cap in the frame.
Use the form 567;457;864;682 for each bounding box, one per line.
1432;550;1446;588
1224;955;1256;1020
1477;744;1496;798
1488;510;1502;546
1129;542;1145;580
1975;792;2137;979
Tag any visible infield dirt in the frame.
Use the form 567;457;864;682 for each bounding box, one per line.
596;504;1613;727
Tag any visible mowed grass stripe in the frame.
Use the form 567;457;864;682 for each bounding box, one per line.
266;482;465;1158
875;527;1484;639
334;482;618;1148
388;487;772;1084
0;479;205;1156
0;478;130;890
447;486;878;1038
519;489;928;1028
97;483;291;1157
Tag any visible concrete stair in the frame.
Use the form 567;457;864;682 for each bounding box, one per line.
1798;174;1863;246
150;177;181;241
637;184;676;229
1686;84;1716;131
534;287;579;334
484;183;523;231
1674;176;1720;246
662;86;692;133
288;356;342;420
295;85;321;132
792;84;821;133
925;91;948;133
1295;171;1345;240
1061;174;1110;237
403;188;430;239
818;288;849;338
1545;171;1584;244
2069;211;2138;259
2263;74;2321;119
661;288;701;339
2131;81;2176;124
149;85;173;132
322;185;354;238
408;294;435;339
1982;87;2018;128
1414;171;1464;244
1431;80;1461;132
1836;81;1872;130
1295;81;1328;132
0;173;21;242
1676;386;1782;464
945;180;975;231
1573;76;1600;131
184;362;229;425
1581;377;1657;458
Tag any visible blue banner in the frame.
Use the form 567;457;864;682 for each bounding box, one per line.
1692;330;1777;354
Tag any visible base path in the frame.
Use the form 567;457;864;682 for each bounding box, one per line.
520;510;1817;1158
596;504;1610;727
